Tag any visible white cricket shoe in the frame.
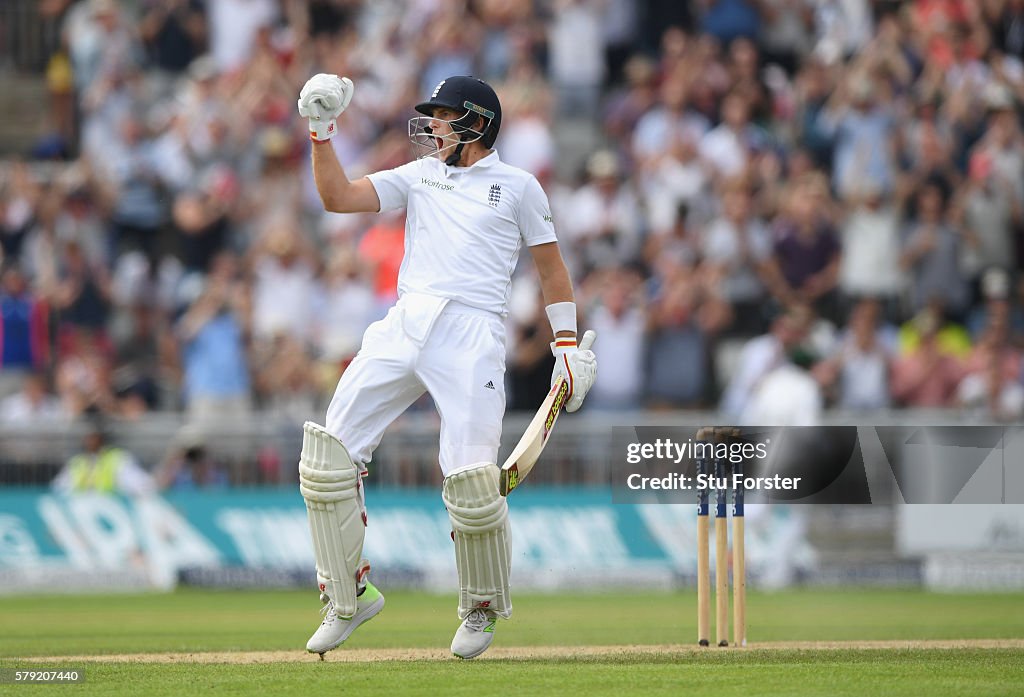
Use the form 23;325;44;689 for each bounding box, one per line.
306;582;385;656
450;608;498;659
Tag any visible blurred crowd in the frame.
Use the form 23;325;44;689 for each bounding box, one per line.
2;0;1024;429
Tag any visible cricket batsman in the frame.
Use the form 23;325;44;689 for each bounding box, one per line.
295;74;598;659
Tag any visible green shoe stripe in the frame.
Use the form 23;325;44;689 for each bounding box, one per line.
359;582;381;603
484;621;496;633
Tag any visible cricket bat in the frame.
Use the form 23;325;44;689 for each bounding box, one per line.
499;375;569;496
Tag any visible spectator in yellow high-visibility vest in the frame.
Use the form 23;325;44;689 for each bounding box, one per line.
51;418;154;496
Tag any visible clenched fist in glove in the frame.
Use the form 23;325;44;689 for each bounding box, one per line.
551;329;597;412
297;74;354;141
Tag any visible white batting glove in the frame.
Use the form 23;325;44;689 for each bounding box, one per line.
298;74;354;141
551;329;597;413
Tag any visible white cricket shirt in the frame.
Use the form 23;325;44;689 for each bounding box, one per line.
367;151;557;316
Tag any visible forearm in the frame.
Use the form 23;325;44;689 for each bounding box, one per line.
177;302;217;341
528;242;576;333
538;267;574;308
309;139;380;213
758;260;795;304
537;264;575;337
806;259;840;297
311;140;354;212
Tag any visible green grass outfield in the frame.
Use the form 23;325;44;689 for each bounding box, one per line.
1;589;1023;696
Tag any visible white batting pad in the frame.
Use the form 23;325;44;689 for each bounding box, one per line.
299;421;365;618
443;463;512;619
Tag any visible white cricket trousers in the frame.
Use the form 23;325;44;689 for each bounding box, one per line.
325;297;507;476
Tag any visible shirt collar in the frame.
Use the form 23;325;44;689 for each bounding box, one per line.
443;149;499;175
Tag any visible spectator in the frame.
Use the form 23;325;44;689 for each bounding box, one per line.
960;149;1021;293
176;56;233;168
638;131;710;236
171;165;236;274
901;100;959;189
176;253;250;417
759;0;814;74
561;151;644;272
601;0;640;83
603;54;659;143
156;425;230;489
311;248;378;368
51;417;154;495
957;291;1024;422
243;128;304;231
699;90;766;180
21;185;68;287
962;312;1022;385
957;353;1024;421
700;0;760;47
818;72;898;200
633;76;710;167
139;0;208;74
720;305;814;419
644;263;710;408
548;0;606;118
0;266;50;373
791;56;836;166
248;218;318;344
357;211;405;310
583;270;646;409
0;163;38;263
496;77;555;179
770;175;842;320
54;182;108;269
67;0;141;100
973;85;1024;205
419;12;479;101
207;0;278;73
966;267;1024;341
252;333;318;417
822;298;896;410
0;373;69;424
897;298;973;358
51;237;113;342
739;358;824;426
838;180;905;311
104;114;170;259
699;179;782;336
990;0;1024;58
111;302;171;416
644;203;700;273
54;328;117;417
899;179;970;318
890;310;965;407
812;0;874;59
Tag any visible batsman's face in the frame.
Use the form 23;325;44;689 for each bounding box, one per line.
429;108;458;133
408;107;480;161
427;107;460;156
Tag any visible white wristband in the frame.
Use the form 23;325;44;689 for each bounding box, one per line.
545;301;577;336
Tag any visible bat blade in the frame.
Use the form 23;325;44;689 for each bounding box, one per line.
499;376;569;496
